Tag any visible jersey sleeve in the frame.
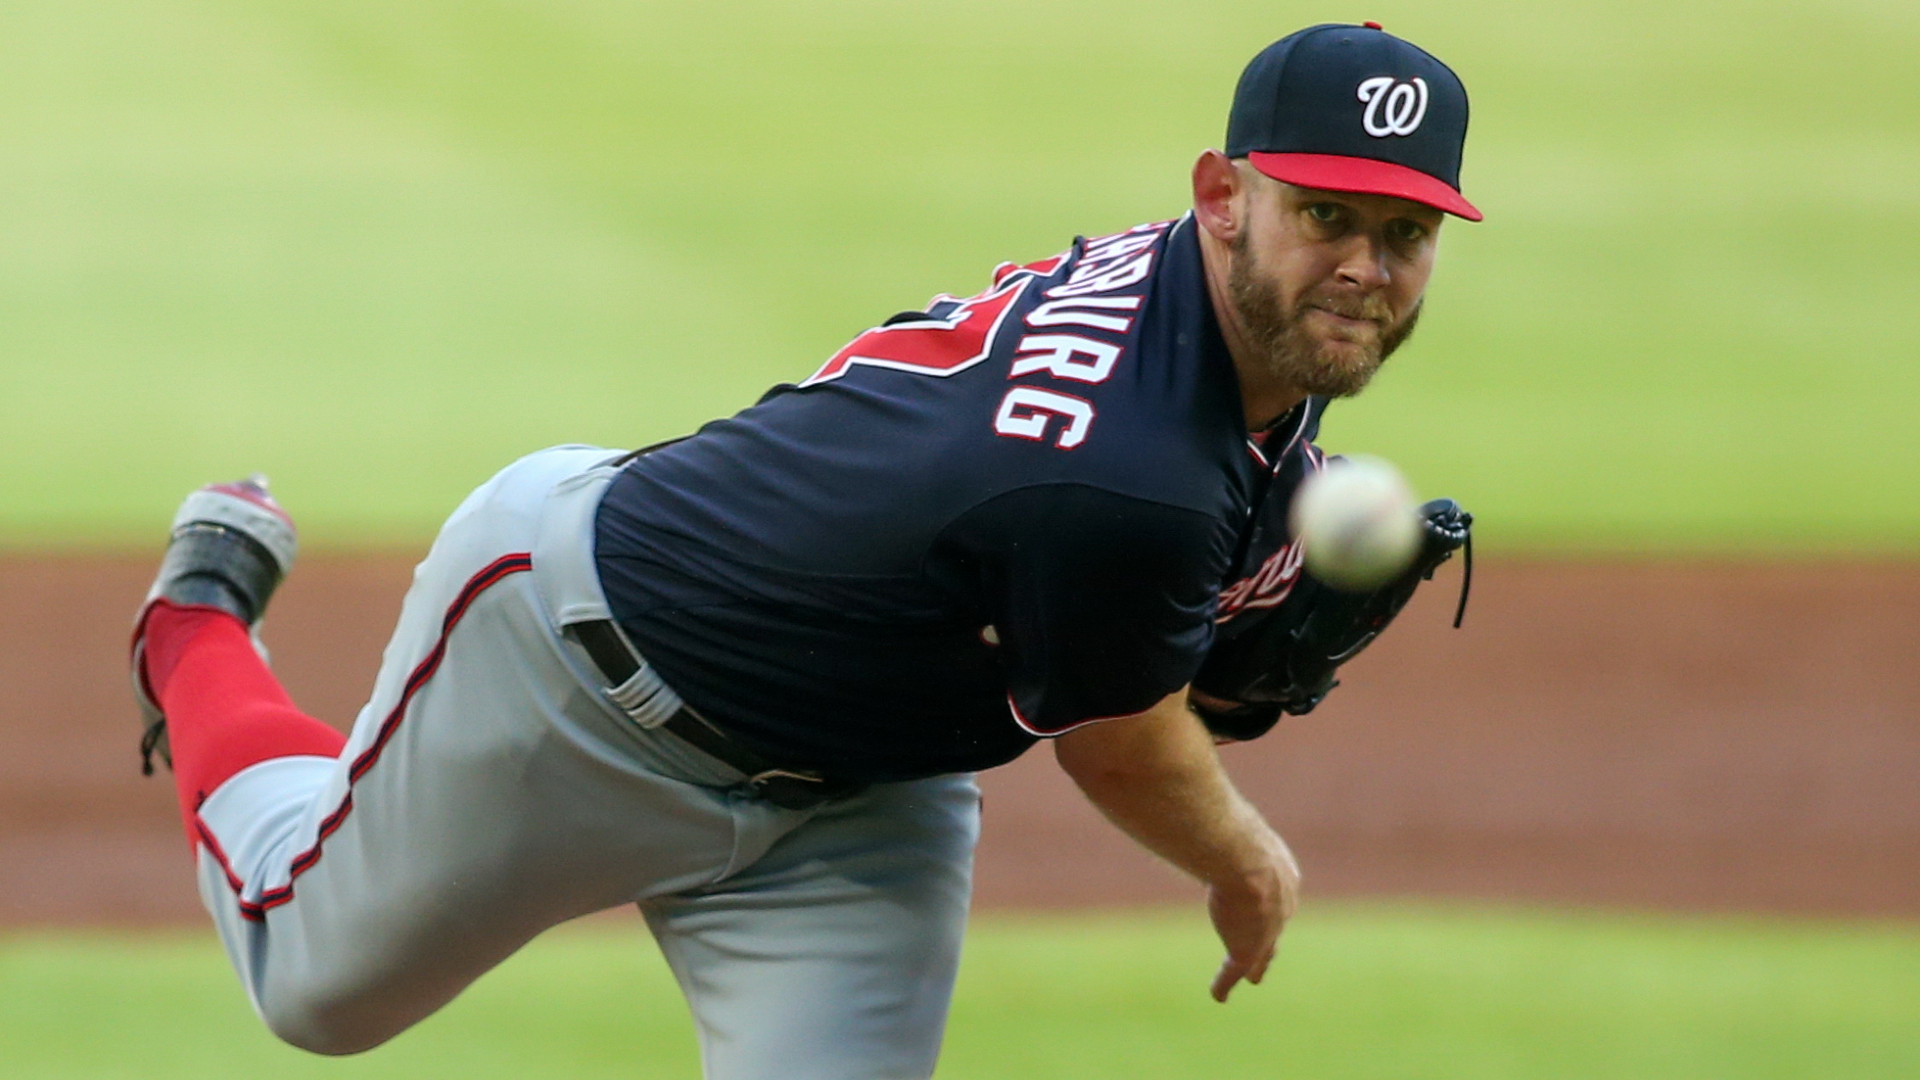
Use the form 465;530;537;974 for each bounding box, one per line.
930;484;1227;736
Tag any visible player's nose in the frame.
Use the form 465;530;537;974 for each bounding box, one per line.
1331;234;1391;291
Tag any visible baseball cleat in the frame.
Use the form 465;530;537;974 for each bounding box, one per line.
131;474;298;774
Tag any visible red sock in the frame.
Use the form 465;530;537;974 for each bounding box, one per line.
143;601;347;833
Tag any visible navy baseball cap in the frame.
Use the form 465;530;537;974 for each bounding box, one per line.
1226;22;1481;221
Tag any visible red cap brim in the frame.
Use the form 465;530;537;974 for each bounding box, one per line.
1246;152;1483;221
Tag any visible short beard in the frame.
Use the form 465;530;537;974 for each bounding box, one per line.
1227;230;1422;399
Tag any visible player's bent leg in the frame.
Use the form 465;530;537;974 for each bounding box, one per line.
169;446;748;1055
644;772;981;1080
143;602;347;834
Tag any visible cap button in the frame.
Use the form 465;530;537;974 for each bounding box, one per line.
1364;20;1384;29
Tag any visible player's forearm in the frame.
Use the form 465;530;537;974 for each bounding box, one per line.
1053;690;1286;890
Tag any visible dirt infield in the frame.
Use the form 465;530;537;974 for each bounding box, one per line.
2;555;1915;925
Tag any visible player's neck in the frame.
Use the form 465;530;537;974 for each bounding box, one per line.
1196;228;1309;432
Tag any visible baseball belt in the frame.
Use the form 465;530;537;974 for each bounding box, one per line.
570;619;865;811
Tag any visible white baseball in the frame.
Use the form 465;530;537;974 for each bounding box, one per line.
1290;455;1422;591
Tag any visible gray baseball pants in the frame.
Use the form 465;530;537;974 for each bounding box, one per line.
191;445;981;1078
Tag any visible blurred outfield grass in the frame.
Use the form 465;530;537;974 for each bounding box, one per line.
3;905;1916;1079
1;0;1916;550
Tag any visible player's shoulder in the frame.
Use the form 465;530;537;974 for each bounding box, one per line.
1002;214;1186;296
980;214;1248;496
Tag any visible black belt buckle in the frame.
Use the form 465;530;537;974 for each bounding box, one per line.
747;768;861;811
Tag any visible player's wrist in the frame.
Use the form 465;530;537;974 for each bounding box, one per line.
1206;861;1293;938
1201;812;1289;890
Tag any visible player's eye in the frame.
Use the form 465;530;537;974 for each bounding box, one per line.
1386;219;1428;244
1305;203;1344;224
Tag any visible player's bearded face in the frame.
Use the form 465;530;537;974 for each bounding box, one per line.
1227;225;1422;399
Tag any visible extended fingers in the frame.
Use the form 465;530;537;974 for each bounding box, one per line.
1212;936;1280;1002
1211;956;1245;1002
1245;943;1277;986
1211;927;1282;1002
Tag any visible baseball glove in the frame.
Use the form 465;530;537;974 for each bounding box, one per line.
1191;498;1473;741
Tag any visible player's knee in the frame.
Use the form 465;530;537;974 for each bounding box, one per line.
259;990;399;1057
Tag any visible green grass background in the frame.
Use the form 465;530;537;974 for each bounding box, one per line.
4;906;1917;1079
1;0;1915;550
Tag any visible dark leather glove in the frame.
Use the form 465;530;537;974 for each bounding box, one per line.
1191;498;1472;740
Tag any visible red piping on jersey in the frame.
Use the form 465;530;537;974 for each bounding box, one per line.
1005;691;1147;738
193;814;248;897
194;552;534;923
1275;403;1315;459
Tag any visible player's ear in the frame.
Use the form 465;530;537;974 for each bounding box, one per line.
1191;150;1242;245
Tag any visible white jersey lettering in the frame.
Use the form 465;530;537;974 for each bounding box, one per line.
1008;335;1123;384
1024;296;1143;334
993;387;1095;449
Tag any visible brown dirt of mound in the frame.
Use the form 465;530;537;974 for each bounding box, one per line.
1;554;1915;926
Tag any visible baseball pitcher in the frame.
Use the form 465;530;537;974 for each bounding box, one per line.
130;23;1478;1079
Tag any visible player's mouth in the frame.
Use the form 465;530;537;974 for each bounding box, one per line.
1304;304;1385;338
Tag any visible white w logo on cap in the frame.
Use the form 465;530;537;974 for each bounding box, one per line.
1356;76;1429;137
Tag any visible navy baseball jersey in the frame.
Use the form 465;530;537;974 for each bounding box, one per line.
596;213;1327;783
